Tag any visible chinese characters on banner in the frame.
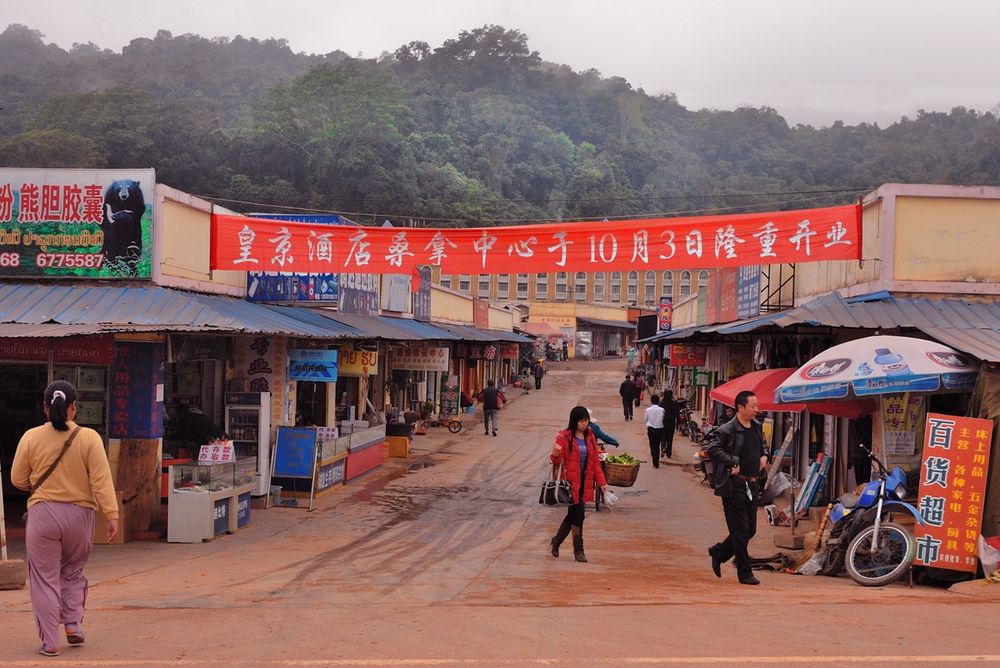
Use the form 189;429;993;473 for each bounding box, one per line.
657;296;673;333
880;393;925;456
211;204;862;275
392;346;450;372
670;344;708;367
914;413;994;572
108;342;164;439
0;168;155;278
198;442;236;463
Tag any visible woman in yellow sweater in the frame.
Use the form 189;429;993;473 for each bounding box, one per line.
11;380;119;657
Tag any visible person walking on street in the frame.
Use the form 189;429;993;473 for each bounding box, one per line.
533;362;545;390
706;390;768;585
476;379;505;436
548;406;609;562
659;389;679;460
11;381;120;657
562;340;569;361
619;374;637;420
644;394;665;468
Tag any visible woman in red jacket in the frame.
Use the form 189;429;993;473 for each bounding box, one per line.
549;405;609;562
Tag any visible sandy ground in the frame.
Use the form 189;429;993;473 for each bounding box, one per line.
1;358;997;667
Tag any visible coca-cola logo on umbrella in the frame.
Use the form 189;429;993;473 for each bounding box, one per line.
802;358;852;379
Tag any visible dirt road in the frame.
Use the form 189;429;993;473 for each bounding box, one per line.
2;358;997;666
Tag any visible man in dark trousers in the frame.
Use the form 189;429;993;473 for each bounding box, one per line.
706;390;768;585
659;389;679;459
644;394;665;469
533;362;545;390
476;379;505;437
619;374;637;420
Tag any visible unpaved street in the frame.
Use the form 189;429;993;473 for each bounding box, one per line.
2;359;997;667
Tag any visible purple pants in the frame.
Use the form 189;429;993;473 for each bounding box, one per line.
26;501;95;650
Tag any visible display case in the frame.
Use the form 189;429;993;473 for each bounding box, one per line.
225;392;272;496
167;460;256;543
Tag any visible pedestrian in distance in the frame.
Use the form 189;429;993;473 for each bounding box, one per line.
533;362;545;390
644;393;665;468
476;379;505;437
10;380;119;657
659;389;679;460
561;340;569;361
548;406;609;562
706;390;768;586
619;374;637;420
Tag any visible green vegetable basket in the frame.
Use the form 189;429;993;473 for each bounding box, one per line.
604;461;640;487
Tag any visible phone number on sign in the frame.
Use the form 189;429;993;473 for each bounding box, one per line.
35;253;105;269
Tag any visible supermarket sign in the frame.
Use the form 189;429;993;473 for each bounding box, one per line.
0;168;155;279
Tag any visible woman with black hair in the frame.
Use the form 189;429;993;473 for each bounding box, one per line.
11;381;118;656
548;405;609;562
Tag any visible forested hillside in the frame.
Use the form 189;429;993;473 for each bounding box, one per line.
2;23;999;225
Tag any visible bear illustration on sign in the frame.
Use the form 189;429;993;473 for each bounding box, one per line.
101;179;146;276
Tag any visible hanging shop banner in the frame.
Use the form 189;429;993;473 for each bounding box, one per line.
736;266;761;319
500;343;519;360
880;393;925;457
670;344;708;367
657;296;673;333
914;413;994;573
246;272;339;302
288;348;339;382
211;204;862;275
392;346;449;372
413;265;432;322
0;168;155;278
108;342;164;439
338;273;378;315
337;347;379;376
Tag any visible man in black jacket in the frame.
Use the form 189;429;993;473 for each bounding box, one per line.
706;390;768;585
618;375;637;420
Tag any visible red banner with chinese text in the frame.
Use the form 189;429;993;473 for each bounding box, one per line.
211;204;861;275
914;413;993;572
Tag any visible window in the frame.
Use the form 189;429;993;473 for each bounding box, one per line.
535;273;548;301
574;272;587;301
662;271;674;300
497;273;510;299
644;271;656;307
440;274;452;290
593;272;605;301
610;271;622;302
516;273;529;300
627;271;638;303
458;274;471;294
680;270;692;296
555;272;568;301
478;273;491;297
698;270;710;289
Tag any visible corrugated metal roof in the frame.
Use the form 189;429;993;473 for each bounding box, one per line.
0;323;105;338
0;283;361;339
318;311;431;340
384;318;460;341
489;329;534;343
636;325;703;344
576;316;635;330
432;323;528;342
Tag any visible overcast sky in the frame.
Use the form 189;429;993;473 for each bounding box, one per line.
6;0;1000;127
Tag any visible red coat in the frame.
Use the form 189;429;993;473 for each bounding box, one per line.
550;429;607;504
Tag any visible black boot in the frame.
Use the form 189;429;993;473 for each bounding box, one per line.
550;518;571;558
572;525;587;562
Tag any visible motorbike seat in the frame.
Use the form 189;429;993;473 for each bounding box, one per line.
838;492;860;509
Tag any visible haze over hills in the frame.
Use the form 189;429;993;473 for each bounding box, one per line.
1;23;998;225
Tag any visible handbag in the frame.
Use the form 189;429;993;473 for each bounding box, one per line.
538;463;573;506
22;426;82;524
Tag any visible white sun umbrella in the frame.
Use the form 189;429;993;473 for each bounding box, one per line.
775;335;979;403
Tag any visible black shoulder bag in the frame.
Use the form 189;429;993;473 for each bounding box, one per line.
22;426;82;524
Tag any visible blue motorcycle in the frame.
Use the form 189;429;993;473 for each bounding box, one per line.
819;444;923;586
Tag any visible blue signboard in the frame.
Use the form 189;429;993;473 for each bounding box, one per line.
288;348;339;382
246;272;338;303
109;342;164;439
213;498;229;536
316;458;346;492
236;492;251;529
248;214;354;225
736;266;761;320
272;427;318;478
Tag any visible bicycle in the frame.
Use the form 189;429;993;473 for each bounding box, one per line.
422;411;464;433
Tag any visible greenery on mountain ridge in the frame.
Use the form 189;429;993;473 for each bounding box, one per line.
0;23;998;225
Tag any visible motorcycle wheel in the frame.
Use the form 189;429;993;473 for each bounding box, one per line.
819;523;847;576
447;419;462;434
844;522;916;587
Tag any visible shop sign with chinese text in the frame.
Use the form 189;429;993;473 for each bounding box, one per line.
212;204;862;275
914;413;993;572
670;345;707;367
0;168;155;278
393;346;449;372
199;442;236;463
657;296;672;333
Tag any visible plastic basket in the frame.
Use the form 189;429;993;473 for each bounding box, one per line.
604;461;640;487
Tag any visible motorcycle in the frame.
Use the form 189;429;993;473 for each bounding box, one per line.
819;444;923;586
676;400;695;438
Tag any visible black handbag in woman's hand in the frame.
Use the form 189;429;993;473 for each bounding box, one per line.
539;463;573;505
